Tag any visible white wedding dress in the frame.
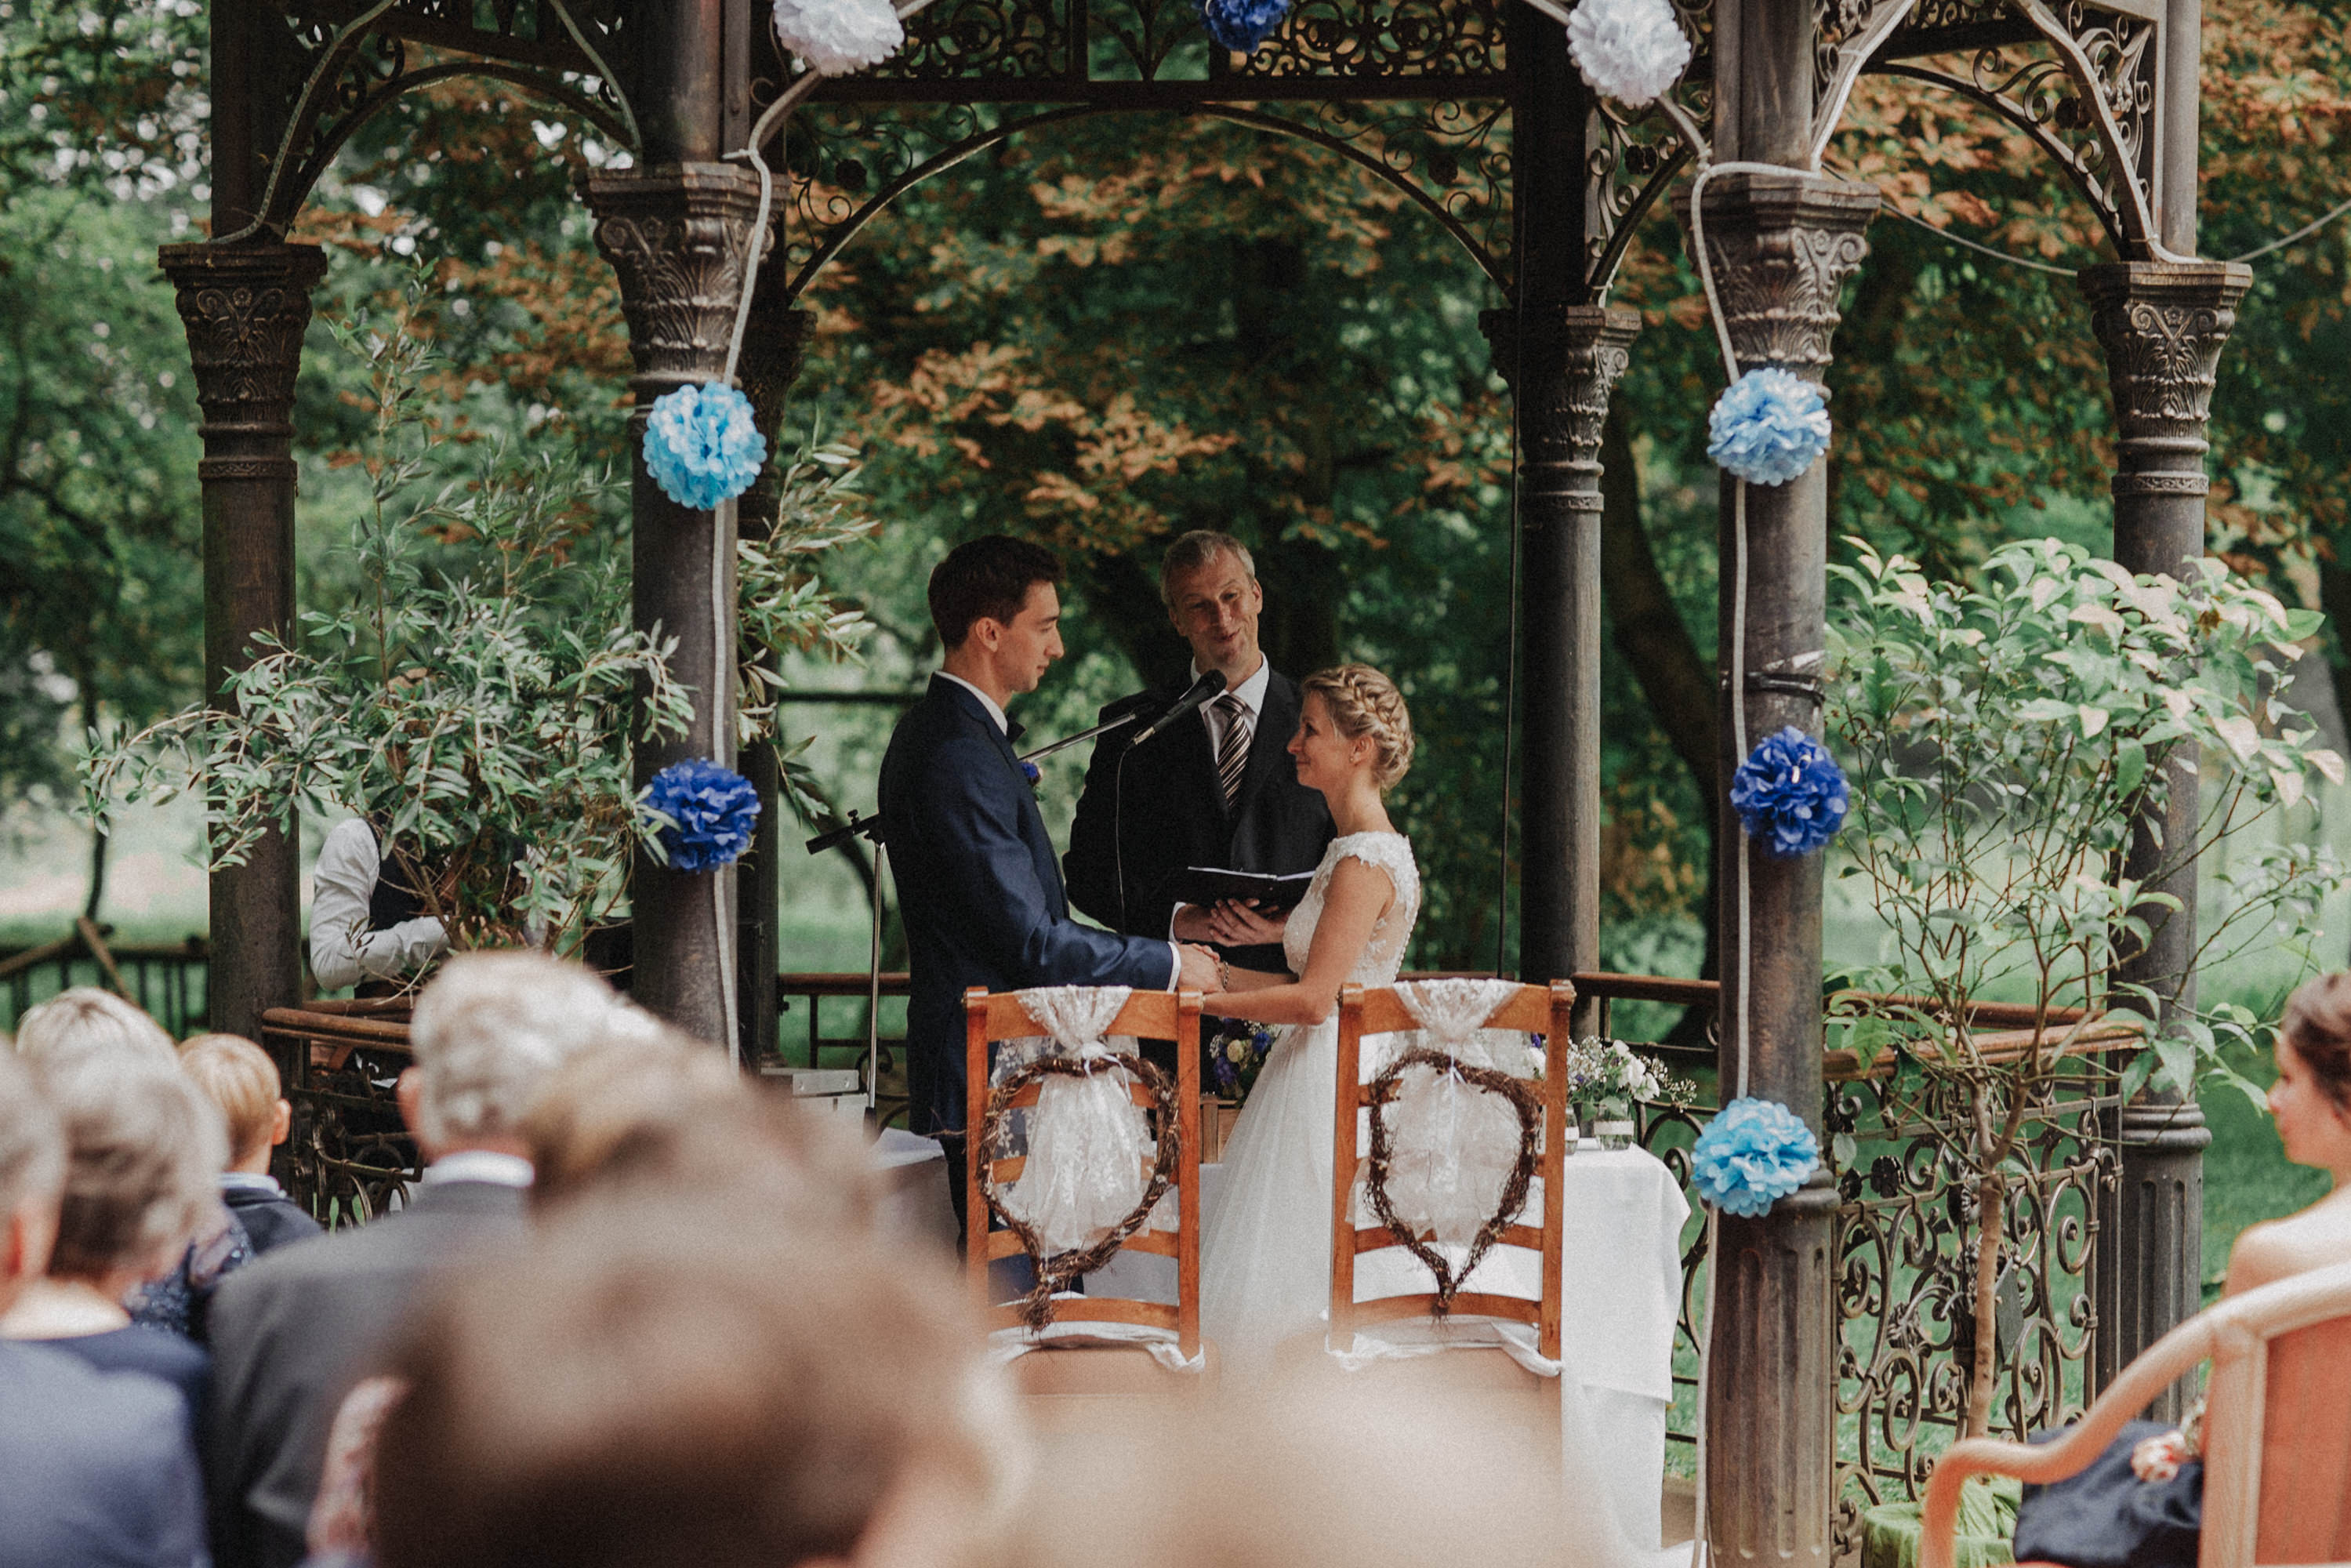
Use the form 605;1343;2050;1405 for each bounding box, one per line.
1199;830;1420;1366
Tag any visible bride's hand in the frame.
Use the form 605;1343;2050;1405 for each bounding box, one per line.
1206;899;1286;947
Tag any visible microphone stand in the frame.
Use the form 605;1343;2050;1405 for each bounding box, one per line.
1018;709;1136;764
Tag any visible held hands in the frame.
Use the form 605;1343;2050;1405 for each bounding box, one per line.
1176;943;1224;995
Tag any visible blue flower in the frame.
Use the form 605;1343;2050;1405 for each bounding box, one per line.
642;382;767;511
1021;760;1042;787
1729;726;1849;859
642;758;761;871
1707;366;1831;486
1198;0;1289;52
1692;1098;1819;1217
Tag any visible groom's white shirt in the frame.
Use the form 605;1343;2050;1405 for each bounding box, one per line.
934;669;1181;988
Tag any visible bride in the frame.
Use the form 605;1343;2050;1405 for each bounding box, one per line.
1195;663;1420;1367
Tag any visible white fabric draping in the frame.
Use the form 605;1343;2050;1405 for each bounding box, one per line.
993;986;1147;1257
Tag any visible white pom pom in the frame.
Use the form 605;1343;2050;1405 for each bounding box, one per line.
1566;0;1692;108
773;0;905;74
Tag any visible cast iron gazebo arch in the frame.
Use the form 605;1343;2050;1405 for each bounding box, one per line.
169;0;2244;1556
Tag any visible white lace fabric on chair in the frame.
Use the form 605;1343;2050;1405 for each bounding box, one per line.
1371;978;1536;1248
996;985;1150;1256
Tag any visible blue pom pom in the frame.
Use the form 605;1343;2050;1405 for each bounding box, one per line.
642;382;767;511
642;758;762;871
1707;367;1830;486
1692;1097;1819;1217
1729;725;1848;859
1197;0;1289;51
1020;760;1042;786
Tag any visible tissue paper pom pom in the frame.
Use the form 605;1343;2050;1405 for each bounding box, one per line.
1729;726;1849;859
1566;0;1693;107
1198;0;1290;52
1692;1098;1819;1218
772;0;905;74
643;382;767;511
1707;366;1831;486
643;759;762;872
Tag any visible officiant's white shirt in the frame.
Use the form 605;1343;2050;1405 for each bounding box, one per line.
1195;653;1270;760
936;670;1181;988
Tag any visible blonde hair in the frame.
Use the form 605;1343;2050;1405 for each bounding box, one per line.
13;988;176;1072
45;1058;227;1279
0;1052;64;1219
1301;664;1414;789
180;1033;284;1163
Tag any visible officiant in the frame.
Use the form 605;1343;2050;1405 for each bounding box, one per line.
1065;530;1334;978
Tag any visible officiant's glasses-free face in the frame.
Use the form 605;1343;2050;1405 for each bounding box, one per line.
1166;552;1264;684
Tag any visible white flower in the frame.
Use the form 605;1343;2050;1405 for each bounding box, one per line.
1225;1039;1250;1064
1566;0;1692;108
773;0;904;74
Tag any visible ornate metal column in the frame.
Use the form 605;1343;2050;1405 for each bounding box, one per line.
590;164;767;1044
2082;259;2250;1411
1684;154;1876;1559
158;241;326;1041
734;298;817;1061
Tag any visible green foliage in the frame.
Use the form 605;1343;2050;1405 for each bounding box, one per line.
85;295;691;954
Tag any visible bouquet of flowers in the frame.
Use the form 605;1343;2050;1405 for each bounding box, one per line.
1565;1037;1693;1145
1207;1022;1279;1102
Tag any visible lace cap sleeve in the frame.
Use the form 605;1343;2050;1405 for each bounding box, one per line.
1332;833;1417;904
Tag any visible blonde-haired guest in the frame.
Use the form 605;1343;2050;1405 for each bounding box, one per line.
13;985;176;1072
180;1034;321;1257
0;1055;227;1429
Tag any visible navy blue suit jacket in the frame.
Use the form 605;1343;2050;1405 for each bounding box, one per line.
880;674;1173;1136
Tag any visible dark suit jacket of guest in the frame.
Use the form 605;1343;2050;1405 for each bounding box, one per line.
0;1338;208;1568
204;1178;530;1568
1064;666;1335;974
224;1185;324;1257
880;674;1176;1138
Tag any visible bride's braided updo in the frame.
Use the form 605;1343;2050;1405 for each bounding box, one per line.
1302;664;1414;790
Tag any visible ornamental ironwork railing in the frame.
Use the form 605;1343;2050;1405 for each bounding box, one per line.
1585;972;2131;1563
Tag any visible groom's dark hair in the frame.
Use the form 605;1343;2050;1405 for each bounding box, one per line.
928;535;1062;648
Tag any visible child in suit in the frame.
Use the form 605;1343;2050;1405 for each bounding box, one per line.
180;1034;322;1257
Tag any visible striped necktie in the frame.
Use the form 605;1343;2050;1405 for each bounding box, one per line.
1214;692;1251;814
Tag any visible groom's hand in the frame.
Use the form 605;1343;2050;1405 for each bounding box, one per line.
1176;943;1221;993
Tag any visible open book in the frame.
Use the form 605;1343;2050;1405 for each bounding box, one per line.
1152;866;1316;913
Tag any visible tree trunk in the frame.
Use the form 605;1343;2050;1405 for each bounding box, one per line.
78;673;107;922
1967;1164;2008;1439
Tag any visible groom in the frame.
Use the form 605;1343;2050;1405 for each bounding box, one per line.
880;535;1219;1224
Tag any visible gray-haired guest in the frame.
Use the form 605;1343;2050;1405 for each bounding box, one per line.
205;950;651;1568
0;1051;210;1568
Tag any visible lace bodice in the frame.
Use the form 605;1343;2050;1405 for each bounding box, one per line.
1283;832;1420;985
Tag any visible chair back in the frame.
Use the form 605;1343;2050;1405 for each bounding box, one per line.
1329;979;1574;1360
963;986;1203;1358
2200;1263;2351;1565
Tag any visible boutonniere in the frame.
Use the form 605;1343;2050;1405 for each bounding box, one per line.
1020;760;1043;793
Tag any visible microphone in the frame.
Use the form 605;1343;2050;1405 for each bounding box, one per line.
1126;670;1228;750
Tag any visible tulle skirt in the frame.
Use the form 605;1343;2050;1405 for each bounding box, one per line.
1200;1018;1341;1371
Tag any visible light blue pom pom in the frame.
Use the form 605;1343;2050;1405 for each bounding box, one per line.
1691;1097;1819;1217
642;758;761;871
1707;367;1831;487
643;382;767;511
1729;726;1849;859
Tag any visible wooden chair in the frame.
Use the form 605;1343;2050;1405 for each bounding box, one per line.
963;985;1207;1399
1921;1258;2351;1568
1330;978;1575;1364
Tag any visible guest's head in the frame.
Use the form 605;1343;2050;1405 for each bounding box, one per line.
42;1058;226;1294
930;535;1065;701
1292;664;1413;797
11;987;176;1073
2273;974;2351;1172
373;1189;1021;1568
0;1052;65;1313
1160;530;1264;687
401;951;646;1163
180;1033;292;1176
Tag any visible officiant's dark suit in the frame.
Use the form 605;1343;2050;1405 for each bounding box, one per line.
1064;529;1334;975
1064;668;1333;973
880;539;1188;1146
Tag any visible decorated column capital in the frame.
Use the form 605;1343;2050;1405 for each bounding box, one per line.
1676;170;1878;377
1480;303;1642;514
2081;261;2254;501
587;162;770;403
157;241;327;484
